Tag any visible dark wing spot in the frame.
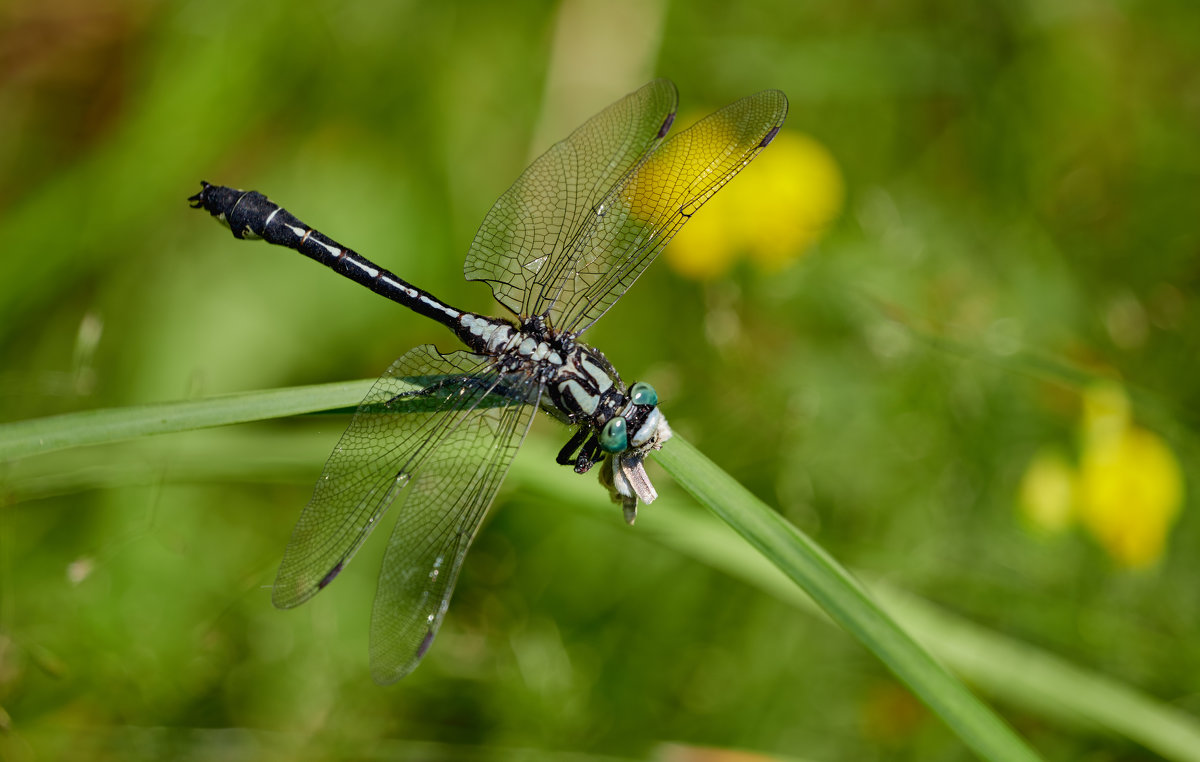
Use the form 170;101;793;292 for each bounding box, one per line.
417;628;436;659
657;111;676;139
759;125;781;148
318;561;344;590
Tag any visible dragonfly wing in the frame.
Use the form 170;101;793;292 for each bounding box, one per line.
271;346;531;610
369;366;540;683
551;89;789;334
464;79;678;319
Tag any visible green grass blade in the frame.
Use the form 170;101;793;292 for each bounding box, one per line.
0;380;373;460
654;437;1043;762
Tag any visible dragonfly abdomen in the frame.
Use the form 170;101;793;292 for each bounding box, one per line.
189;182;465;330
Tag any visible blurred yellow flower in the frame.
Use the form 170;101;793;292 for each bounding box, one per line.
1016;380;1184;568
1017;448;1076;534
1077;383;1183;568
665;129;843;280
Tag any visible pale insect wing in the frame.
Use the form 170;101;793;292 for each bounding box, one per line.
271;346;502;609
463;79;678;319
368;376;540;683
553;89;789;334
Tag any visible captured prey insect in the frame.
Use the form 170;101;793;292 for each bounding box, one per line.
189;79;787;683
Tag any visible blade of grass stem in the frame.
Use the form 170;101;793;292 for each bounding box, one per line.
0;380;373;460
654;437;1042;762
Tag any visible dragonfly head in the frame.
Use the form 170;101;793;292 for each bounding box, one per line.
597;382;673;524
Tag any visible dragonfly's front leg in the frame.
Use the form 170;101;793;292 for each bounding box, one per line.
555;427;605;474
572;433;604;475
576;432;604;475
556;427;589;466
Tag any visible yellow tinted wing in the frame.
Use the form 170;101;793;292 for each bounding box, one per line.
550;89;788;334
464;80;678;320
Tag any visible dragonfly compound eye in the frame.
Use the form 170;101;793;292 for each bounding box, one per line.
599;416;629;453
629;381;658;407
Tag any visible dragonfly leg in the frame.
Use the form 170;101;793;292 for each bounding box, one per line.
573;433;604;475
556;427;590;466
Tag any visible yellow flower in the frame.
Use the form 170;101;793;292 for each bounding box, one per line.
1017;381;1184;567
1017;448;1076;535
1076;383;1183;568
665;129;843;280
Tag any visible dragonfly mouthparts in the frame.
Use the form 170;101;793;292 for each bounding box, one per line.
602;412;673;524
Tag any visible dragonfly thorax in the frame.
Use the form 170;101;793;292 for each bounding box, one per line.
547;343;673;520
546;344;622;421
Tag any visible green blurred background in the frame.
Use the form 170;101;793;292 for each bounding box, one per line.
3;1;1199;759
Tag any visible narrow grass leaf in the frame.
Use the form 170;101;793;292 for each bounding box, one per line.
0;380;373;460
654;437;1043;762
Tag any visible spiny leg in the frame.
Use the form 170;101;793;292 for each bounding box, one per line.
572;433;604;475
555;428;605;473
556;427;590;466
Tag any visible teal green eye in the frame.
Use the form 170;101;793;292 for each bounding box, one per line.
599;416;628;453
630;382;658;407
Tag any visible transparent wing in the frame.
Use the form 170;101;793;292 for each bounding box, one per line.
369;364;539;684
271;346;537;662
551;89;789;334
464;79;678;319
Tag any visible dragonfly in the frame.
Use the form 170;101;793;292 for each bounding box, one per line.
189;79;787;683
